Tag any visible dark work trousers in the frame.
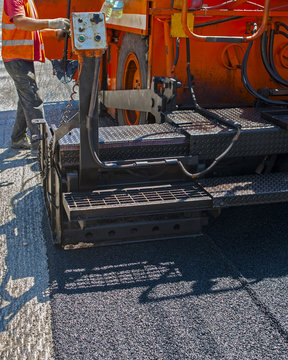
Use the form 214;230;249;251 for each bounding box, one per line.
4;59;44;142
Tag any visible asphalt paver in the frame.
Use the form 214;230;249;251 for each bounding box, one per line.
0;1;288;355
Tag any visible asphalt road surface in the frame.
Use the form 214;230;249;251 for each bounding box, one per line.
47;202;288;360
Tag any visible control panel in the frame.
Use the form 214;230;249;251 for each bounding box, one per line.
71;12;107;51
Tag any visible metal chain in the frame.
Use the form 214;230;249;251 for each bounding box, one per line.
59;81;79;125
59;61;83;126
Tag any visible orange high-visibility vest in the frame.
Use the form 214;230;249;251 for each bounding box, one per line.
1;0;45;61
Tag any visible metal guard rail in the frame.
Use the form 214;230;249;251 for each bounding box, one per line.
181;0;271;43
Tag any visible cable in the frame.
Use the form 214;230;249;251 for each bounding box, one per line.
241;40;288;105
202;0;264;10
194;16;243;28
86;57;179;171
171;37;180;73
260;31;288;88
268;29;288;87
177;38;241;179
277;22;288;33
177;126;241;178
279;31;288;40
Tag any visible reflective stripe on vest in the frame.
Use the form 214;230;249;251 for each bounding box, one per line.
2;39;34;46
1;0;45;61
2;23;16;29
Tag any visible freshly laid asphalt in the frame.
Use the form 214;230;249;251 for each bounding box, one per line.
47;203;288;360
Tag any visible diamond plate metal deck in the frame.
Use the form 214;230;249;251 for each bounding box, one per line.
58;123;189;166
63;182;212;221
58;123;186;147
167;108;288;159
199;172;288;207
55;107;288;167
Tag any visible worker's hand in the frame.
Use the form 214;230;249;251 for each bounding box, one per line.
56;29;70;40
48;18;70;31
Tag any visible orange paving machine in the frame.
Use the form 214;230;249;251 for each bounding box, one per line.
34;0;288;247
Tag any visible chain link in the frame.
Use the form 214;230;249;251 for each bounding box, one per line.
59;81;79;125
59;61;83;126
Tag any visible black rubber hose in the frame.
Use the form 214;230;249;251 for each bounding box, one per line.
87;56;126;169
87;57;179;170
185;38;240;130
269;29;288;87
261;31;288;87
279;31;288;40
194;16;243;28
186;38;198;107
278;21;288;33
173;37;180;67
179;38;241;179
242;41;288;105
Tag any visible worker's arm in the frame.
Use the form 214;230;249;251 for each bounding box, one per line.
13;15;70;32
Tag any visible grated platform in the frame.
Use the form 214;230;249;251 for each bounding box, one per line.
63;182;212;221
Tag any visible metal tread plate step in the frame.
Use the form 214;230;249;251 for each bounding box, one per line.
167;108;288;159
199;172;288;207
57;123;189;166
57;123;186;148
55;107;288;166
63;182;212;221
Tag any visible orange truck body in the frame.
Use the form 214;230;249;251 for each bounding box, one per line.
36;0;288;107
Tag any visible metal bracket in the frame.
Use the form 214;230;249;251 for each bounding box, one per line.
99;77;179;123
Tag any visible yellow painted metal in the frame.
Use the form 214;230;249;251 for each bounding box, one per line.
171;13;194;38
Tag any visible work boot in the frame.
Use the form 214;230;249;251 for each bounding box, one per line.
11;135;31;149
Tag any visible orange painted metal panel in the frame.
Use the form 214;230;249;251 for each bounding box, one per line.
35;0;288;106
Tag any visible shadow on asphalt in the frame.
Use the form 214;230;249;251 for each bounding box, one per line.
0;156;49;332
0;148;36;177
45;202;288;303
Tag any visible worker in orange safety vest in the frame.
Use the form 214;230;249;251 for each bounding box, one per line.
2;0;70;151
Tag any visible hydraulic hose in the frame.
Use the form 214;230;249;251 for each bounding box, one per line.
279;31;288;40
86;39;242;179
178;38;241;179
171;37;180;73
269;29;288;88
86;57;179;171
194;16;243;28
261;31;288;87
87;56;137;169
277;22;288;33
242;40;288;105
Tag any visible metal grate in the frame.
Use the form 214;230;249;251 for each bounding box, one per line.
63;183;212;220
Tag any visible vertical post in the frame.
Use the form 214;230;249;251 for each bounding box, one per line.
79;56;99;189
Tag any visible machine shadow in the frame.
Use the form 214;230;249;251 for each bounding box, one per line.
46;201;288;304
0;183;50;331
